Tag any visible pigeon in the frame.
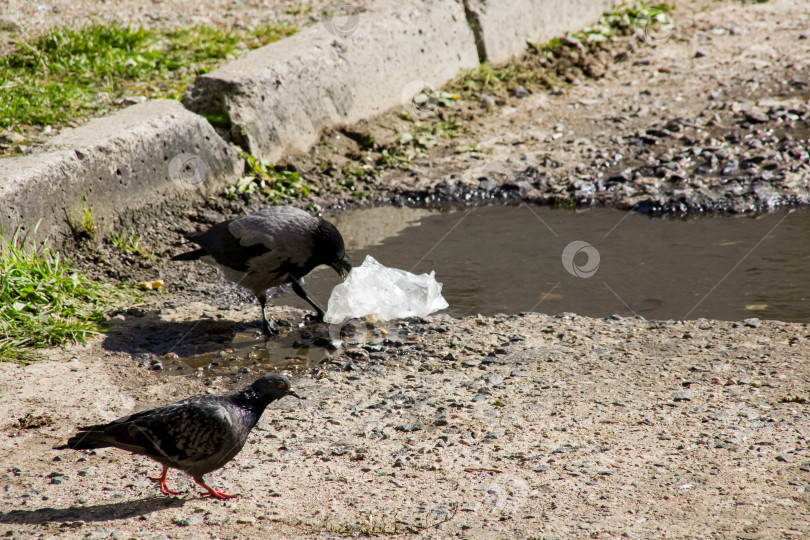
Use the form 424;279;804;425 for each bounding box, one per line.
57;374;300;500
172;206;352;335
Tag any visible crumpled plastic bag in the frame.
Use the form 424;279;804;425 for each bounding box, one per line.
324;255;449;323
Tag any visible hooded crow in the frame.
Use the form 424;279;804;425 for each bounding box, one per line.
172;206;351;335
57;374;301;500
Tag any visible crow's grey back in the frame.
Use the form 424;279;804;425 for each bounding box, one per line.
228;206;319;269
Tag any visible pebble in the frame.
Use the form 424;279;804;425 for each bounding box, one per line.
672;391;693;402
173;515;204;526
743;110;769;123
395;423;423;432
743;318;761;328
511;85;530;98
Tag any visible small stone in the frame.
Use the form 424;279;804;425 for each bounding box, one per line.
743;111;769;124
395;423;423;433
799;462;810;472
742;317;761;327
461;359;480;368
694;49;708;58
511;85;530;98
236;517;256;525
672;391;693;402
173;515;204;526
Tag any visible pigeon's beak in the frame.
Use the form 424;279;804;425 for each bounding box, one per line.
287;389;303;399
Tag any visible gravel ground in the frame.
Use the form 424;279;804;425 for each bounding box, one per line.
1;0;810;539
0;311;809;538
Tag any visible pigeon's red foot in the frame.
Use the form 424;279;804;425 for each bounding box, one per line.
195;478;238;500
149;465;181;496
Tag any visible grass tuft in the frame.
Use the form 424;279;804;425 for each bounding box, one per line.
107;230;152;259
0;230;118;362
67;195;95;241
0;22;296;132
225;152;317;201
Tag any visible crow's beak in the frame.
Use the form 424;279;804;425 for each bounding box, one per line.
332;256;352;279
287;389;303;399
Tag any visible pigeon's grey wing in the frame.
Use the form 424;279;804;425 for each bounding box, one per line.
229;207;320;270
186;220;271;271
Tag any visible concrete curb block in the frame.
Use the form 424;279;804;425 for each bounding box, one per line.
0;100;241;242
465;0;619;64
183;0;480;161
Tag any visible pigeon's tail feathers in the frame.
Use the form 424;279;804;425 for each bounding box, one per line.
60;427;115;450
171;248;207;261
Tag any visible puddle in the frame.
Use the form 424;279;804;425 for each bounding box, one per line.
176;204;810;373
321;204;810;323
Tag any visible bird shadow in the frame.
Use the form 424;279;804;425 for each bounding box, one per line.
100;307;259;357
0;496;185;525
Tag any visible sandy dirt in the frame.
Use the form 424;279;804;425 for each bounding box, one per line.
1;0;810;539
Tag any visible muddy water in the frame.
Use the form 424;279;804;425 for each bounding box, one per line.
178;204;810;372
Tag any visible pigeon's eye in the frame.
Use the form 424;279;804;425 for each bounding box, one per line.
277;382;285;390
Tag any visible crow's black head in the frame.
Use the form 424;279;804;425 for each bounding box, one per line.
315;219;352;278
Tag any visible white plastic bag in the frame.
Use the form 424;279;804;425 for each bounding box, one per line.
324;255;449;323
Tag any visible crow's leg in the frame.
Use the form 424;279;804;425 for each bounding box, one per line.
148;464;181;496
290;277;326;322
258;292;278;336
194;476;238;500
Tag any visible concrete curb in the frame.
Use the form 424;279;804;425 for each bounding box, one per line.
0;0;618;244
465;0;619;64
0;100;241;242
183;0;480;161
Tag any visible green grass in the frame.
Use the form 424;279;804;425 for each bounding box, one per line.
107;230;152;259
0;231;117;362
0;22;296;131
451;1;672;97
67;195;95;241
224;151;316;201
